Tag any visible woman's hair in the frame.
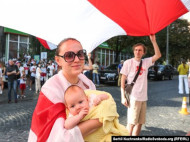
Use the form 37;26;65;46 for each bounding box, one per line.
55;38;81;56
132;43;147;55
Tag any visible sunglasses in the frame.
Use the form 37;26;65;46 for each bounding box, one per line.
57;49;86;62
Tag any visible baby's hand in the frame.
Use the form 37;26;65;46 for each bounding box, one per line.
93;94;109;106
78;108;89;119
93;97;102;106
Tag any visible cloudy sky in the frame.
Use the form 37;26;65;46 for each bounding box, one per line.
181;12;190;22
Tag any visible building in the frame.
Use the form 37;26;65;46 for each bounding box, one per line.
92;42;129;67
0;26;30;63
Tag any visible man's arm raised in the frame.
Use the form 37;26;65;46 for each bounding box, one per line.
150;34;162;63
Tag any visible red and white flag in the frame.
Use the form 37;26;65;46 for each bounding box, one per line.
0;0;190;52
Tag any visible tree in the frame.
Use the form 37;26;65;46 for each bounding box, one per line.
156;19;190;67
168;19;190;67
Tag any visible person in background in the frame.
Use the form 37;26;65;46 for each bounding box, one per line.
92;61;100;86
0;66;2;94
29;62;36;91
40;63;47;86
6;59;20;103
20;70;27;99
23;61;30;87
27;54;31;63
187;59;190;89
117;60;124;86
28;38;102;142
177;59;189;95
100;63;106;70
35;64;42;94
0;61;6;94
83;53;93;79
47;60;55;79
16;61;24;98
120;34;161;136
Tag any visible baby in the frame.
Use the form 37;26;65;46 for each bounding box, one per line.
64;85;108;129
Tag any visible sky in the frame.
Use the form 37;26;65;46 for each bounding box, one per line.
181;12;190;22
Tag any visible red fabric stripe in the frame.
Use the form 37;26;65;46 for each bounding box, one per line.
89;0;188;36
31;92;66;142
36;37;51;50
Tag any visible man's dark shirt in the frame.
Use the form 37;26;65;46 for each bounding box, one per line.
6;65;19;82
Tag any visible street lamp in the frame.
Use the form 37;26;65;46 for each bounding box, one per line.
166;25;169;65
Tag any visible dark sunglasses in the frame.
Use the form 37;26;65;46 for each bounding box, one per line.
57;49;86;62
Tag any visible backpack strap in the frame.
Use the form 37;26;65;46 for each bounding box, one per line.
131;60;142;86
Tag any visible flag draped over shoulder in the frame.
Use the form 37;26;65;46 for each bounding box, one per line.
30;92;66;142
0;0;190;52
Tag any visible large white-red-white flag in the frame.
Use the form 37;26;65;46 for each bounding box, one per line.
0;0;190;51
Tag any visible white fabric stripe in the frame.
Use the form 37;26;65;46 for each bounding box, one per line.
47;118;84;142
181;0;190;10
0;0;126;53
47;41;57;50
27;129;37;142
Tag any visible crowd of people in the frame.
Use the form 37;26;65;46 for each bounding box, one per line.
0;57;59;103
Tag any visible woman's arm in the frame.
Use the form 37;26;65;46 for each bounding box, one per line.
78;119;102;137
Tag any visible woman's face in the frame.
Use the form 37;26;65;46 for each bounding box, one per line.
55;40;85;77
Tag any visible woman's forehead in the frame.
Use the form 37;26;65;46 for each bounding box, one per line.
61;40;83;52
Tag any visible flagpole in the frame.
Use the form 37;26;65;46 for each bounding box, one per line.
166;25;169;65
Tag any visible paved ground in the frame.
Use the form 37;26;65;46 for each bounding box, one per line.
0;76;189;141
98;76;190;136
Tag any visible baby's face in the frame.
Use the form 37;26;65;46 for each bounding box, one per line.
65;91;89;116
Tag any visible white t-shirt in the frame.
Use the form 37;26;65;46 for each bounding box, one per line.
20;77;26;84
19;66;24;77
120;57;153;101
41;67;47;74
47;65;55;76
30;65;37;77
23;63;29;75
36;67;41;79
